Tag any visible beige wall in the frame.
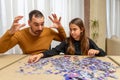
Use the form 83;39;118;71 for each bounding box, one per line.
90;0;106;50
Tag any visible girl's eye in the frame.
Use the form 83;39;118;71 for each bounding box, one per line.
73;28;77;31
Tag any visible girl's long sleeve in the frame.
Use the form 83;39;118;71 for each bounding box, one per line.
43;41;66;57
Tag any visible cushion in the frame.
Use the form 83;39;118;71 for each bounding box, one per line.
106;35;120;55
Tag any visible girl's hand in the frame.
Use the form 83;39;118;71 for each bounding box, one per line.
88;49;99;57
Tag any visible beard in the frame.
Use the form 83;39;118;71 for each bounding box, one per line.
30;28;43;36
35;30;42;35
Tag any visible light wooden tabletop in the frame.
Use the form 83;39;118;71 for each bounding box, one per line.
108;56;120;66
0;54;27;70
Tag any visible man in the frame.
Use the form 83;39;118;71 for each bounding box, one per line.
0;10;66;54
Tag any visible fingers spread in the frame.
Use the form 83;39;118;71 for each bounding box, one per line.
20;23;26;28
14;16;23;23
52;14;57;19
59;17;61;22
48;16;53;22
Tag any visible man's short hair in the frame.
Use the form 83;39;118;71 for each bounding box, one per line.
29;10;44;21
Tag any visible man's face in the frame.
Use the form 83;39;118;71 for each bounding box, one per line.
28;15;44;36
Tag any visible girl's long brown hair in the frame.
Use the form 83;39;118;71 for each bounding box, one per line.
66;18;89;55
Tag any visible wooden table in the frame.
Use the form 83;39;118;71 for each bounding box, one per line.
0;54;27;70
0;55;120;80
108;56;120;66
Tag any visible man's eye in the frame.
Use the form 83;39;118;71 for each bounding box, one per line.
41;24;44;26
41;23;44;26
35;24;39;26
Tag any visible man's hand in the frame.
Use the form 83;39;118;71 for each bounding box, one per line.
49;14;62;29
9;16;26;35
28;53;44;63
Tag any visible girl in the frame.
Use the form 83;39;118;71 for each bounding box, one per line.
28;18;106;63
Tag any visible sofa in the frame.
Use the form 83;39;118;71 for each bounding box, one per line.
106;35;120;55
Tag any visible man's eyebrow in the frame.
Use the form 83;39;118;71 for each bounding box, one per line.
33;22;44;25
33;22;39;24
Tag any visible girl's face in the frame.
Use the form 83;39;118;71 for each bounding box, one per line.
69;24;83;40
